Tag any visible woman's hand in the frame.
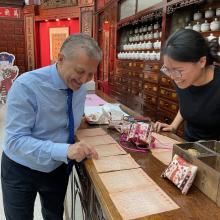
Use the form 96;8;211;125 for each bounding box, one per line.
154;110;183;133
154;121;176;133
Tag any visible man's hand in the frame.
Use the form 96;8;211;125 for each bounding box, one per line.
67;141;98;162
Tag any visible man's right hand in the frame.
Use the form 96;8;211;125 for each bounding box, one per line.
67;141;98;162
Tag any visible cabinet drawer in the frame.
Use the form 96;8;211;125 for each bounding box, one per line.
124;71;143;79
158;98;178;113
131;71;143;78
116;60;129;69
121;85;128;93
160;74;175;89
143;93;157;106
143;63;160;72
136;62;145;69
113;76;122;83
159;87;178;101
144;72;159;83
127;61;145;69
121;77;129;84
131;80;142;88
144;83;158;95
115;69;124;75
117;85;128;94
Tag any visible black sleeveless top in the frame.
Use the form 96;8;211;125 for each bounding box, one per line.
176;66;220;141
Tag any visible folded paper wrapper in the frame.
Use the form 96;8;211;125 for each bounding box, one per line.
84;103;128;124
161;154;198;194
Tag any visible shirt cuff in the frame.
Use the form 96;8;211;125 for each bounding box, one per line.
51;143;69;164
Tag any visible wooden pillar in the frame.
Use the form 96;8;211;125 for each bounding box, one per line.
23;5;36;71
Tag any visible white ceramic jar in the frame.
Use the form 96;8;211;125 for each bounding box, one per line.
185;23;193;30
139;27;143;33
143;41;147;49
148;32;153;40
210;18;220;31
153;22;160;30
148;25;153;31
193;22;201;32
137;43;141;50
134;52;139;60
206;33;216;42
145;51;150;60
153;40;159;49
134;28;138;34
153;30;159;39
157;41;161;49
201;20;210;32
135;34;140;41
144;33;148;40
140;34;144;41
205;7;215;19
146;41;153;49
140;52;145;60
156;52;161;61
193;11;202;21
150;51;156;60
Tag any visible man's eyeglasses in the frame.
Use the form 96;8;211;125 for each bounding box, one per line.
160;65;182;79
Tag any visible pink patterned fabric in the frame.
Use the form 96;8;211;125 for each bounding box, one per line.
161;154;198;194
127;122;153;146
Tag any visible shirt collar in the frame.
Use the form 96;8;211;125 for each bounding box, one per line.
51;63;68;90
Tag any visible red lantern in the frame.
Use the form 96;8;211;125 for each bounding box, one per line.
103;21;109;31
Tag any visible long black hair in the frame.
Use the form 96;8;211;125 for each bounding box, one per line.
162;29;220;66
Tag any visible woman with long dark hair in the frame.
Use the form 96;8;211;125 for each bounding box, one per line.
155;29;220;141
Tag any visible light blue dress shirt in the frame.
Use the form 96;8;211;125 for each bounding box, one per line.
3;64;87;172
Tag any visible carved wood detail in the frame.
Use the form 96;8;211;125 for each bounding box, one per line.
79;0;93;6
0;0;23;6
24;15;35;71
23;5;36;15
167;0;204;14
80;7;93;36
40;0;77;9
35;6;80;20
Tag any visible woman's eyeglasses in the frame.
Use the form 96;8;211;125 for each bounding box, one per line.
160;65;182;79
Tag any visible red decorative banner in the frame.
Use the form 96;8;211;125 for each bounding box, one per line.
0;7;21;18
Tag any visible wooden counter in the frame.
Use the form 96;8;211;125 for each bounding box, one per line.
74;91;220;220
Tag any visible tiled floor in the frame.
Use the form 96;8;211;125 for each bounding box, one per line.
0;104;83;220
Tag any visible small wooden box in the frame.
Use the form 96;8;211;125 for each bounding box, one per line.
173;142;220;206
